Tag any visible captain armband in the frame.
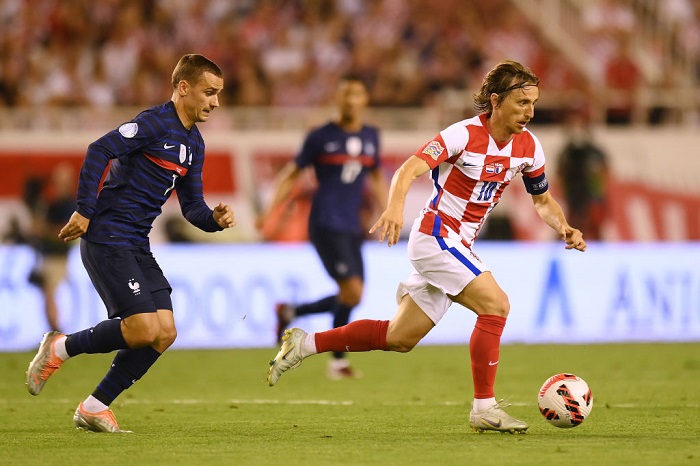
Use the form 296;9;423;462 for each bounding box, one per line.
523;172;549;195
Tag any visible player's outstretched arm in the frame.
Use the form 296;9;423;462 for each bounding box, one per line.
213;202;236;229
255;162;300;231
369;155;430;247
531;191;586;251
58;211;90;242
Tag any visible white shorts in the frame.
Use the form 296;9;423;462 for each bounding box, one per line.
395;230;489;324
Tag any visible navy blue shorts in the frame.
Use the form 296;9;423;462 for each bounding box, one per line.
309;228;364;281
80;240;172;319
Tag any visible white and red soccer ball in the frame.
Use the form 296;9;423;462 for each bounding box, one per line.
537;373;593;428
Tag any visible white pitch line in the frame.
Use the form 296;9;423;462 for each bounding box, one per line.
160;399;355;406
4;398;698;409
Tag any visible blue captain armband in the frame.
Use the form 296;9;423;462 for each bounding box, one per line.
523;172;549;195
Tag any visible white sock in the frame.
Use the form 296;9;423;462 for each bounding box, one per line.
472;397;497;412
300;332;318;358
53;335;69;361
329;358;350;369
82;395;109;413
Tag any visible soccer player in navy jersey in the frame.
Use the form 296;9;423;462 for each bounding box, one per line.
25;54;235;433
258;75;388;379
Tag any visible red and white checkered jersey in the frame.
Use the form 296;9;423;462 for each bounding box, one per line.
412;113;547;247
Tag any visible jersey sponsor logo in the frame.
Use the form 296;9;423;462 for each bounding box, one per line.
485;162;504;174
422;140;444;160
118;122;138;138
164;143;176;149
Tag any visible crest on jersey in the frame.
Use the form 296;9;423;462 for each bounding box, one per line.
485;162;505;174
422;140;444;160
346;136;362;157
179;144;187;164
324;141;340;152
118;123;138;138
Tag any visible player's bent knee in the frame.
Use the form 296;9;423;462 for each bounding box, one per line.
386;336;418;353
338;288;363;307
340;294;362;308
159;327;177;349
126;330;160;348
497;297;511;317
479;294;510;318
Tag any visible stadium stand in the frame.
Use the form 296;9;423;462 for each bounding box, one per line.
0;0;698;130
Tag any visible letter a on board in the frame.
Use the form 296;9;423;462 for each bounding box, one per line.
535;259;572;328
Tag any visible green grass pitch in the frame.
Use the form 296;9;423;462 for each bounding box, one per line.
1;343;699;465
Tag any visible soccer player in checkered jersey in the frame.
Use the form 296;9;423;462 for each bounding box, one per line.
258;74;388;380
26;54;236;433
268;60;586;433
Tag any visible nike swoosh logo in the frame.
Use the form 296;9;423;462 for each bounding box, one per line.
462;162;477;167
484;418;502;428
164;143;176;149
488;360;499;366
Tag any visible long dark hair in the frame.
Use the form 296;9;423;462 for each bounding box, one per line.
473;60;539;114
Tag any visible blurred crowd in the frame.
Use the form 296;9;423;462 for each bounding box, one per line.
0;0;700;114
1;0;698;119
0;0;538;109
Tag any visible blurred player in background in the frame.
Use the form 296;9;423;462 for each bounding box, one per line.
258;74;388;380
24;164;77;332
557;108;609;240
268;60;586;433
25;54;236;433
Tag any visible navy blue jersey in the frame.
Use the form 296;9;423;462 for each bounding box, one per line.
76;101;221;248
295;122;380;233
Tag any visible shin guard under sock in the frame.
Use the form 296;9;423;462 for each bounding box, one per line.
331;302;354;359
92;346;161;406
315;319;389;353
470;314;506;399
65;319;128;357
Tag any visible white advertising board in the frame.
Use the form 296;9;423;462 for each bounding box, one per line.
1;241;699;351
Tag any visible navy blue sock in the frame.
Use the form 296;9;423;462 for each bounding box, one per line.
332;302;354;359
65;319;128;357
92;347;161;406
294;295;337;316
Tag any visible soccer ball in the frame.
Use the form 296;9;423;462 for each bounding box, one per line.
537;373;593;428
